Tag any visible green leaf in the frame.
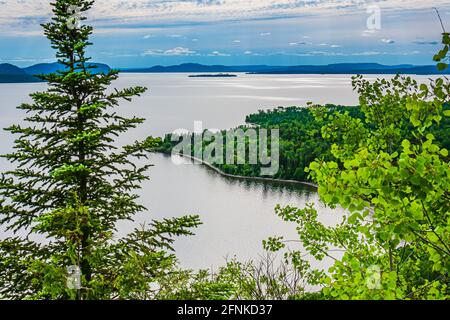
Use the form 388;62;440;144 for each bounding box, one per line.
443;33;450;45
419;84;428;92
401;140;411;150
437;63;448;71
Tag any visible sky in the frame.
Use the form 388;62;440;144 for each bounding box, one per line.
0;0;449;68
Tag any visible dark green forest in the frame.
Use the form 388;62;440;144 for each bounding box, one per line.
158;102;449;183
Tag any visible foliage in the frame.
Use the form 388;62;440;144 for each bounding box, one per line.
158;101;448;183
158;105;364;181
266;74;450;300
433;8;449;71
434;32;450;71
156;254;309;300
0;0;200;300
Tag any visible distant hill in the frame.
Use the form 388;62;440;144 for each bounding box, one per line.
121;63;278;73
0;62;111;83
120;63;450;75
1;62;449;84
0;63;27;74
251;63;450;75
123;63;234;73
0;63;41;83
24;62;111;76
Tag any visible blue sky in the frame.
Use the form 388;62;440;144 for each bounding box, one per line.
0;0;449;68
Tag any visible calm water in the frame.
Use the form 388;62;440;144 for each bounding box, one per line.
121;153;341;270
0;73;433;270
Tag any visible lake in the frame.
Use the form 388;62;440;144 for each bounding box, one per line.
0;73;433;270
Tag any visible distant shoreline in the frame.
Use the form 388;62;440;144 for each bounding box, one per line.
118;63;450;75
159;152;318;189
189;73;237;78
1;61;449;84
1;72;444;84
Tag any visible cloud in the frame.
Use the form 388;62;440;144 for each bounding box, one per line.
2;0;450;45
3;56;53;63
413;40;439;45
2;0;450;34
208;50;231;56
165;47;196;55
243;50;262;56
143;47;232;57
143;47;197;56
283;50;420;57
381;38;396;44
289;42;307;46
362;29;378;37
319;43;341;48
350;51;381;56
142;49;164;56
232;39;241;43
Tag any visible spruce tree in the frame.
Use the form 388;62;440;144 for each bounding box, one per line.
0;0;200;299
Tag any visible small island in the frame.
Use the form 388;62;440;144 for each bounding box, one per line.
189;73;237;78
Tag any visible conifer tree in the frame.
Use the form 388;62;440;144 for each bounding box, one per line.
0;0;200;299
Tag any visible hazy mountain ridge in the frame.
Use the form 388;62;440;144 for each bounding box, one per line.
23;62;111;75
0;63;42;83
120;62;450;75
1;62;449;83
121;63;278;73
251;63;450;75
0;62;111;83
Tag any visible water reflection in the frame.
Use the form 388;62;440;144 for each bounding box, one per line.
205;168;316;200
143;153;339;270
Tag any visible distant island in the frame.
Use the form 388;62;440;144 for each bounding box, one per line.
2;62;450;83
189;73;237;78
